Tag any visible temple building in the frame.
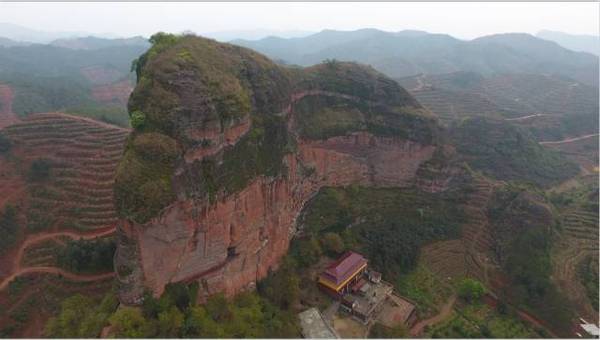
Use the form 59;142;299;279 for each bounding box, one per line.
318;251;368;296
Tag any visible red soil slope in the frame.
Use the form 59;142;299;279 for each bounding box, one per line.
91;79;133;106
0;112;129;283
0;83;18;129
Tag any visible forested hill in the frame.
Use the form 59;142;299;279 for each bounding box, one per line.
233;29;599;86
0;41;148;124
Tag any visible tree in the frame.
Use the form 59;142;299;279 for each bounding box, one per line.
130;110;146;130
28;159;51;181
109;307;155;338
321;232;345;255
295;236;322;268
258;259;300;310
205;294;233;322
157;306;184;338
45;294;94;338
182;306;225;338
458;278;486;303
44;293;118;338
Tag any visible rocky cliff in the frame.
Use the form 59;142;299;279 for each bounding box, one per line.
113;34;441;304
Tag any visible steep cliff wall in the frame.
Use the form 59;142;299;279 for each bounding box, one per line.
114;34;440;304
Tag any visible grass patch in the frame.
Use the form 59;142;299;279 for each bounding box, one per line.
396;265;453;318
426;303;542;338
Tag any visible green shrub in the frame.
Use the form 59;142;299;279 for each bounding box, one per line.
457;278;486;303
57;238;116;273
132;132;178;163
130;110;146;130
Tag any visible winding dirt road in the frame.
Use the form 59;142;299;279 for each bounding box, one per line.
0;267;114;291
540;133;599;145
0;226;116;291
410;295;457;336
505;113;548;121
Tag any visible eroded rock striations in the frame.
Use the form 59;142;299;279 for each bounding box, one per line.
113;34;441;304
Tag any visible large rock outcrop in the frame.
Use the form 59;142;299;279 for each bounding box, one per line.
113;34;441;304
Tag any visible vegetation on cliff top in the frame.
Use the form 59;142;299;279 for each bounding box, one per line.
114;132;178;223
293;61;438;143
115;33;437;223
179;114;295;201
116;33;297;222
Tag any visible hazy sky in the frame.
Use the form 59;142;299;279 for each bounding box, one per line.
0;2;598;40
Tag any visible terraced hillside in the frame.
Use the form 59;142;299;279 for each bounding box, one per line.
408;87;515;124
541;134;599;174
478;74;598;118
551;179;599;321
0;112;127;336
2;113;129;232
397;72;599;140
420;174;499;286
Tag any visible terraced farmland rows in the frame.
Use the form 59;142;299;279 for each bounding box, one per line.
411;87;513;123
3;112;129;232
420;175;497;284
553;207;599;319
479;74;598;117
460;176;498;284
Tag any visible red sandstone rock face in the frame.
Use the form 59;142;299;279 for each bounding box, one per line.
118;126;436;303
184;117;251;163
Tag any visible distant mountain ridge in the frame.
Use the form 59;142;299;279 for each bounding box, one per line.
0;36;30;47
50;36;150;50
234;29;599;87
0;22;92;44
537;30;599;56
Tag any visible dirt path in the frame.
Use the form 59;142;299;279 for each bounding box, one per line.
410;294;457;336
0;226;116;291
0;267;114;291
540;133;599;145
11;227;116;270
505;113;548;121
484;293;559;338
0;83;18;129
